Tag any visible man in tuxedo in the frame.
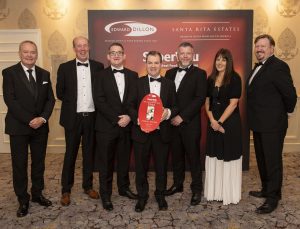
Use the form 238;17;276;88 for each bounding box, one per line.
127;51;178;212
56;36;104;206
2;40;55;217
247;34;297;214
94;43;138;211
164;42;207;206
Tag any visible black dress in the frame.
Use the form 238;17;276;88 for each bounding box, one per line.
204;73;243;205
206;73;242;161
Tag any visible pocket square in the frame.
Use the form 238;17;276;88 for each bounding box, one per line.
42;81;48;84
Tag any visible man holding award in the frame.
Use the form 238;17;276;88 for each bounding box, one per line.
127;51;178;212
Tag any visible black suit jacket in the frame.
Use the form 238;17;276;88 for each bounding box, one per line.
94;67;138;133
246;55;297;132
165;65;207;132
2;62;55;135
127;75;178;143
56;59;104;130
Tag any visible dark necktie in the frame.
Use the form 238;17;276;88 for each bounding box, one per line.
178;68;188;72
113;69;124;74
27;69;37;98
77;62;89;67
254;62;263;69
150;77;162;82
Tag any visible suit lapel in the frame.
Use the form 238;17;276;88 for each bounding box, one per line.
142;76;150;95
35;67;43;100
16;63;32;93
71;59;78;101
160;78;168;105
123;68;129;103
109;68;122;103
177;66;192;93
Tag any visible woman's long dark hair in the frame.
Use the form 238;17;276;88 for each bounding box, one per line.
209;48;235;86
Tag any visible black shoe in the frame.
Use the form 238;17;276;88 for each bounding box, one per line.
101;198;113;211
249;190;266;198
190;193;201;206
156;196;168;211
164;184;183;196
255;201;278;214
119;189;138;200
135;199;147;212
17;203;29;217
32;195;52;207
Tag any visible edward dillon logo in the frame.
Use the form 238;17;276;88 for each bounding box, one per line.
104;21;157;37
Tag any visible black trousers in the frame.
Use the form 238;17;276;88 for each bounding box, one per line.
253;130;286;202
10;132;48;204
133;130;169;199
96;130;131;199
170;127;202;194
61;112;95;193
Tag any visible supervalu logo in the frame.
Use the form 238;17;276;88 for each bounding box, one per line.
104;21;157;37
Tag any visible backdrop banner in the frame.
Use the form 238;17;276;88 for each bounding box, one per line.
88;10;253;170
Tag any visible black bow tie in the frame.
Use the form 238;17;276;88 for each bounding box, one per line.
77;62;88;67
178;68;188;72
254;62;263;68
112;69;124;74
150;77;162;82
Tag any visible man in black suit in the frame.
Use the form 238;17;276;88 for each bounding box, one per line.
2;40;55;217
128;51;178;212
247;34;297;214
164;42;207;206
56;36;104;206
94;43;138;211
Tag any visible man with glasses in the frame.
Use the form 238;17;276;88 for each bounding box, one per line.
94;42;138;211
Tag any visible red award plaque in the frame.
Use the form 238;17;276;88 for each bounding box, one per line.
138;93;163;133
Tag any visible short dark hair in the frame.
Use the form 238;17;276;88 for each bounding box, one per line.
108;42;124;51
254;34;275;46
178;42;194;49
146;51;162;63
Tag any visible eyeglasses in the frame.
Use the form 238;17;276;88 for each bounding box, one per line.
109;51;124;56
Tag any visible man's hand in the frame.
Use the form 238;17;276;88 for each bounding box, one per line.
171;115;183;126
29;117;45;129
118;115;131;127
161;108;170;122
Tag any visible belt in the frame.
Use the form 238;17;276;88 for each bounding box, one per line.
77;112;93;117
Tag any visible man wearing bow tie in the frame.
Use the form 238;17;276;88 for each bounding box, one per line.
164;42;207;206
247;34;297;214
2;40;55;217
127;51;178;212
94;43;138;211
56;36;104;206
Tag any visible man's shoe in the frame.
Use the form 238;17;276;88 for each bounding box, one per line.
156;196;168;211
17;203;29;217
255;201;278;214
32;195;52;207
249;190;266;198
119;189;138;200
101;198;113;211
60;192;71;206
164;185;183;196
84;189;100;199
190;193;201;206
135;199;147;212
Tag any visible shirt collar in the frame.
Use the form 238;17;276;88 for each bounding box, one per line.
21;62;35;72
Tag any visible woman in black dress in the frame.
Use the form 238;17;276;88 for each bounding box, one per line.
204;48;242;205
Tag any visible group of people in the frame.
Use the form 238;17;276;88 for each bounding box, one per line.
2;34;297;218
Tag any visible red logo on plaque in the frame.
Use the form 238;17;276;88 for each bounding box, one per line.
138;93;163;132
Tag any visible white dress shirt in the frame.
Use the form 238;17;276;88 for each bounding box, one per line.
248;58;269;85
21;62;36;82
174;65;191;91
76;59;95;112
